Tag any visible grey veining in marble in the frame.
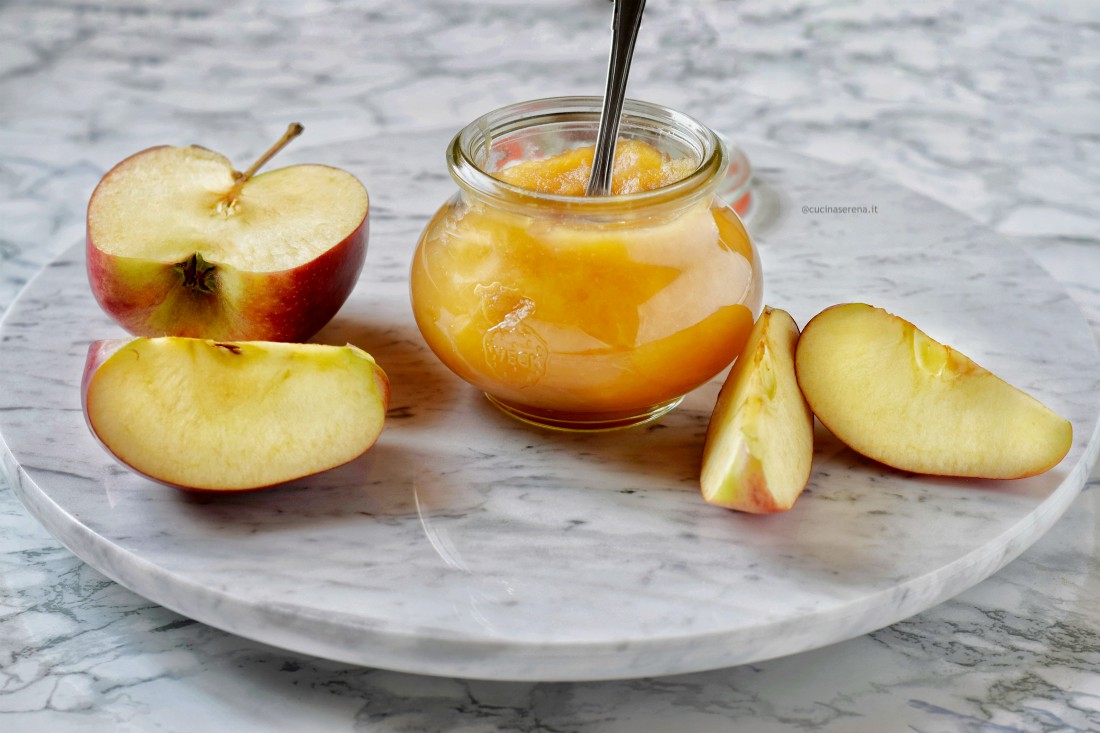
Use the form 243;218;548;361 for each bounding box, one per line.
3;134;1098;683
2;0;1100;730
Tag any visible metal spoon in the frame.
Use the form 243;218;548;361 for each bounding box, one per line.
586;0;647;196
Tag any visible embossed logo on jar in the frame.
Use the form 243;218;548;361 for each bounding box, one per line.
476;282;548;388
484;327;548;387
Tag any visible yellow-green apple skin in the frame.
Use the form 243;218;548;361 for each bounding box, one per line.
81;337;390;491
794;303;1072;479
701;306;814;513
86;145;368;342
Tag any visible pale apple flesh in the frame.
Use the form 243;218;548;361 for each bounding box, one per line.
87;145;369;342
701;306;814;513
82;337;390;491
794;303;1072;479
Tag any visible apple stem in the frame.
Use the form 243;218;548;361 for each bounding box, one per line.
223;122;304;204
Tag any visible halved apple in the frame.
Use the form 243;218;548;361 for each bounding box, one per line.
794;303;1072;478
701;306;814;513
87;124;369;342
82;337;390;491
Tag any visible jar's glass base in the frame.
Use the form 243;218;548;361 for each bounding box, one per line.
484;394;685;432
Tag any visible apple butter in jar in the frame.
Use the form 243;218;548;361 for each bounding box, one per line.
410;97;763;430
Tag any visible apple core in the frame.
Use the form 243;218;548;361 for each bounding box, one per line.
86;132;369;342
174;252;217;294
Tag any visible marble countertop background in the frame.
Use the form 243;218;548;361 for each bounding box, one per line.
1;0;1098;730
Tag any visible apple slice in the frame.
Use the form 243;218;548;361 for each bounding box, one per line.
700;306;814;513
82;337;390;491
87;124;369;342
795;303;1072;479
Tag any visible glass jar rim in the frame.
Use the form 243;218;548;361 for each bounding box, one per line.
447;96;728;214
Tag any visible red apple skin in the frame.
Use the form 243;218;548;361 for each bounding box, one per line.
80;338;391;492
85;147;368;343
80;338;129;390
86;223;366;342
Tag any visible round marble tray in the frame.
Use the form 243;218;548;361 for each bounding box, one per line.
1;134;1098;682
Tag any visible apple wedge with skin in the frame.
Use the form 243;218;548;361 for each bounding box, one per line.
82;337;390;491
794;303;1072;479
701;306;815;513
87;124;369;342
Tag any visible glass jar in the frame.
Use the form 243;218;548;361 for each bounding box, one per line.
410;97;763;431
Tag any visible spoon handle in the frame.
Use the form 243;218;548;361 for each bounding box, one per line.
586;0;647;197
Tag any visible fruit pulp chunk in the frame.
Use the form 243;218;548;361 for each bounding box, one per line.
493;140;697;195
411;144;762;417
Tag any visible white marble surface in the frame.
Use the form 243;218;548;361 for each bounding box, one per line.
4;137;1098;682
2;0;1099;730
